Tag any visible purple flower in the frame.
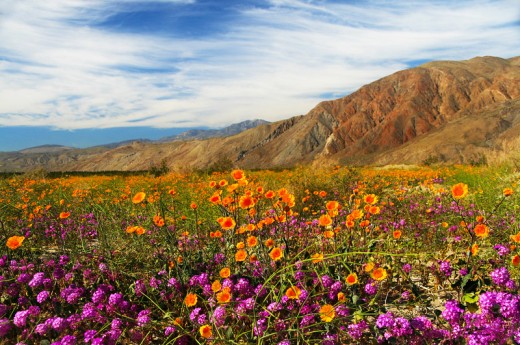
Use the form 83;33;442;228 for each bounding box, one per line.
108;293;123;306
494;244;510;256
52;317;68;332
164;326;176;336
17;273;32;284
376;312;395;328
490;267;510;286
300;314;315;328
60;335;76;345
13;310;29;328
84;330;97;343
277;340;290;345
439;261;452;277
37;290;50;304
348;320;368;340
28;272;45;288
402;264;412;273
321;275;334;288
0;318;11;337
211;306;226;327
441;300;463;324
34;323;49;335
364;283;377;295
137;309;151;326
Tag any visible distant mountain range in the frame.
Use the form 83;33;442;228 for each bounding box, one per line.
1;55;519;172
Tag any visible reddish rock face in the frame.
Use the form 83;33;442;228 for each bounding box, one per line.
1;56;519;172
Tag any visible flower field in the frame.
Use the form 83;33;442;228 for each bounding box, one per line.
1;165;520;344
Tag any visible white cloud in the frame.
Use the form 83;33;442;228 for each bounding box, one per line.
0;0;518;129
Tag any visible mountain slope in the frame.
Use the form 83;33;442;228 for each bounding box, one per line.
0;55;519;172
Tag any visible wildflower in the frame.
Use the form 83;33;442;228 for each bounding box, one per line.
318;214;333;227
59;212;71;219
326;201;339;211
451;183;468;199
470;243;479;256
337;292;347;302
269;247;283;261
311;253;324;263
473;224;489;238
235;249;247;262
6;236;25;250
264;238;274;248
345;273;358;285
219;267;231;278
153;215;165;227
211;280;221;292
184;293;198;307
132;192;146;204
510;231;520;243
392;230;402;239
231;169;245;180
220;217;236;230
216;288;232;304
236;242;245;249
135;226;146;235
199;324;212;339
512;255;520;266
285;286;301;300
319;304;335;322
239;195;256;209
371;267;387;281
190;202;197;209
364;194;378;205
364;262;375;273
490;267;510;286
246;236;258;247
503;188;513;197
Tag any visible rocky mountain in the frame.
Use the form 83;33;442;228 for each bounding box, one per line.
1;55;518;172
158;119;270;142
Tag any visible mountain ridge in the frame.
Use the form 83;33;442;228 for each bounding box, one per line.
1;55;519;172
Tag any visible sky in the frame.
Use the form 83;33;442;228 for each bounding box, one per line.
0;0;519;151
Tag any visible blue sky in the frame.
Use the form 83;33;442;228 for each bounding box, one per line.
0;0;519;151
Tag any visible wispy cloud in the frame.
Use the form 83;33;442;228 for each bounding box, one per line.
0;0;519;129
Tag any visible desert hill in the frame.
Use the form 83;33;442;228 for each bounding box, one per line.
0;55;519;172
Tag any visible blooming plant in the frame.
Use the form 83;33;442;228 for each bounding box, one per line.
0;166;519;344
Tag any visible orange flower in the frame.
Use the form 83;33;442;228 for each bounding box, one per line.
126;225;136;234
318;214;333;227
319;304;335;322
345;273;358;285
184;293;198;307
319;191;327;198
285;286;301;300
393;230;402;239
247;236;258;247
311;253;324;264
235;249;247;262
239;195;256;209
211;280;222;293
199;324;212;339
231;169;245;180
503;188;514;197
470;243;479;256
153;215;165;227
264;238;275;248
132;192;146;204
6;236;25;250
337;292;347;302
220;267;231;278
473;224;489;238
218;179;228;187
510;232;520;243
350;209;364;220
265;190;275;199
220;217;236;230
326;201;339;211
363;194;378;205
369;206;380;215
323;230;334;238
135;226;146;235
216;287;232;304
236;242;245;249
511;254;520;266
269;247;283;261
476;215;485;223
451;183;468;199
190;202;198;209
371;267;388;281
364;262;375;273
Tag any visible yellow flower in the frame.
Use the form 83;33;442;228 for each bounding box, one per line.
451;183;468;199
199;324;212;339
6;236;25;250
132;192;146;204
285;286;302;300
311;253;324;264
363;194;378;205
345;273;358;286
371;267;388;281
269;247;283;261
319;304;335;322
184;293;197;307
216;288;232;304
364;262;375;273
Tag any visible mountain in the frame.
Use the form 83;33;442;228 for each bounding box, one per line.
158;119;270;142
0;55;518;172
